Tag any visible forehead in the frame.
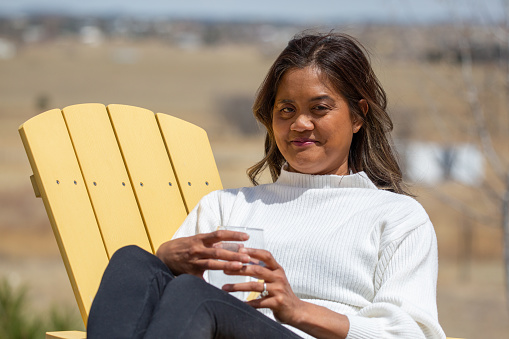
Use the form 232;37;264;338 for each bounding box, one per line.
275;66;338;98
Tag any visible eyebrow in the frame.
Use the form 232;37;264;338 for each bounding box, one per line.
275;95;334;104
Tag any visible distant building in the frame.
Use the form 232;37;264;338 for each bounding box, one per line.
405;142;484;186
80;26;104;46
0;38;16;59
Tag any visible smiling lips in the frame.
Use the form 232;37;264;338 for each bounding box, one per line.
291;138;317;147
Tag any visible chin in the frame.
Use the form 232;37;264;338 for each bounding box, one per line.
288;164;324;175
287;161;347;176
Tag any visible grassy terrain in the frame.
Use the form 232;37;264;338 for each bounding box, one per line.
0;278;84;338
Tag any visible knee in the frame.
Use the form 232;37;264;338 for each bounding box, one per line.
111;244;150;261
109;245;150;266
107;245;168;277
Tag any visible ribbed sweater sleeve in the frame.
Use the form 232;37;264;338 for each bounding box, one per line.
346;222;442;338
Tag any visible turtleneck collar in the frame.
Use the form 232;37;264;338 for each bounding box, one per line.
275;167;378;190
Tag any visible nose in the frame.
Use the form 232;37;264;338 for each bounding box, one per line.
290;113;314;132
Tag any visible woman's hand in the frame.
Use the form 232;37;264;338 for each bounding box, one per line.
156;231;252;278
160;241;350;338
222;248;305;325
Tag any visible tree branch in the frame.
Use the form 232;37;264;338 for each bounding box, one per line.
425;187;499;226
457;34;507;182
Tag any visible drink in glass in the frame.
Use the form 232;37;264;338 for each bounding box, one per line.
207;226;264;300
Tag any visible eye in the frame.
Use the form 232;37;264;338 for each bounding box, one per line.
312;104;331;114
275;106;295;118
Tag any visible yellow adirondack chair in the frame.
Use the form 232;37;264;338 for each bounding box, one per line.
20;103;462;339
19;103;222;339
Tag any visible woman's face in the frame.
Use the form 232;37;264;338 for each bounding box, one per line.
272;66;362;176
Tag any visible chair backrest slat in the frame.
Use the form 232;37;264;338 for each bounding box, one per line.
62;103;153;255
19;108;109;326
107;104;188;252
157;113;222;212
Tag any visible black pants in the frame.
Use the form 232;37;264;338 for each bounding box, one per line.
87;245;302;339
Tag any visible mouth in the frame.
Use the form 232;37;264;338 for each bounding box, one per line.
290;138;317;147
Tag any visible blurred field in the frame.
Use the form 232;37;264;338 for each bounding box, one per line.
0;32;508;338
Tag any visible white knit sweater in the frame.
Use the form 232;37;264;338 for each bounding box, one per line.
172;169;446;339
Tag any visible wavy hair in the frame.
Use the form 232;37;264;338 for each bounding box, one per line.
247;31;410;195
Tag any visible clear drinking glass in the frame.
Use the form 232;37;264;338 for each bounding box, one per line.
207;226;265;300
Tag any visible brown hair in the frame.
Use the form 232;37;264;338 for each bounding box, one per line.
247;31;410;195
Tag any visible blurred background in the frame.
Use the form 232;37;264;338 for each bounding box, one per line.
0;0;508;338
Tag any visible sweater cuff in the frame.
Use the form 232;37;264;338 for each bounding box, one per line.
346;315;381;339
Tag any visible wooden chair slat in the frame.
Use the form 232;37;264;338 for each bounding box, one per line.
19;109;109;325
107;104;188;251
156;113;222;212
62;103;152;255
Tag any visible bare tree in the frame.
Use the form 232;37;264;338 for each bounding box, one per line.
395;0;509;309
447;0;509;310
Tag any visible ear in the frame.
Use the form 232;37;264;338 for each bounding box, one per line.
353;99;368;133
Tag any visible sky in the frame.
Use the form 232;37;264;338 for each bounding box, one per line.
0;0;505;24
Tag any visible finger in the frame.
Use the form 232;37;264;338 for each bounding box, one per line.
197;247;251;263
239;248;279;270
213;242;244;253
194;258;244;271
200;230;249;246
245;298;276;309
222;280;263;293
223;263;272;281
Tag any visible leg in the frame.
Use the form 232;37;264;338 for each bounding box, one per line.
87;245;174;339
144;274;302;339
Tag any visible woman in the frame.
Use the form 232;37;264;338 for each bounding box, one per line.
87;32;446;339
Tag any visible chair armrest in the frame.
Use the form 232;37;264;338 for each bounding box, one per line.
46;331;86;339
44;329;463;338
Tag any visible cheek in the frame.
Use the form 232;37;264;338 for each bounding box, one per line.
272;120;285;142
324;125;353;148
273;131;285;153
272;124;289;157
